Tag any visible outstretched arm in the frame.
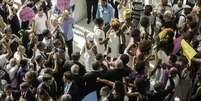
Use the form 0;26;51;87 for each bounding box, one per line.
97;77;114;87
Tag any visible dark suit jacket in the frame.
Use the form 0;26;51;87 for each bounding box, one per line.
0;4;9;23
22;90;36;101
83;71;104;94
103;67;130;82
11;91;21;101
65;81;81;101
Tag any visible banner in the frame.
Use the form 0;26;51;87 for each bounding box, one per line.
181;39;197;66
57;0;70;12
19;7;35;22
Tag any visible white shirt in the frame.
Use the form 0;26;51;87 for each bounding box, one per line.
93;26;105;54
42;38;53;48
108;30;120;58
35;49;46;59
34;13;47;35
178;12;186;28
157;50;170;64
5;64;18;80
0;54;8;67
13;51;29;61
64;82;72;94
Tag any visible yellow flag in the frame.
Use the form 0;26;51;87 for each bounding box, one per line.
159;28;174;40
181;39;197;66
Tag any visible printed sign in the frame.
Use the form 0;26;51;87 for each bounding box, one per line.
181;39;197;66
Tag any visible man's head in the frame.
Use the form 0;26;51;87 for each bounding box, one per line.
71;52;81;62
24;71;37;82
61;94;72;101
177;0;182;7
140;16;149;28
36;55;45;66
101;0;108;6
63;71;73;84
131;29;141;42
184;5;192;15
4;25;12;35
120;54;129;65
20;59;28;68
144;5;153;15
92;62;100;71
63;10;70;19
4;84;12;96
95;18;104;28
100;86;110;97
71;64;80;75
163;10;173;22
17;45;25;54
110;18;120;31
38;7;44;17
115;60;124;69
43;29;51;39
123;9;133;21
134;61;145;73
9;58;16;66
96;54;104;62
20;82;29;93
154;82;163;92
161;0;168;6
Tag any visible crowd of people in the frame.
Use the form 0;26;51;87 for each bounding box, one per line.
0;0;201;101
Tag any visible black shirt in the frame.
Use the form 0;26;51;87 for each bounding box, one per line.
8;15;20;37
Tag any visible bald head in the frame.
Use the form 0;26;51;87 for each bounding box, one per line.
63;10;70;18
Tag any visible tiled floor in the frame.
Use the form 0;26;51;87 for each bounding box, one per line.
76;18;95;33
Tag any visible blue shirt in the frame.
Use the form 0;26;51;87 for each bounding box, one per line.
96;3;114;24
61;17;75;41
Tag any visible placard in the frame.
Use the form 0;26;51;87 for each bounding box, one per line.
181;39;197;66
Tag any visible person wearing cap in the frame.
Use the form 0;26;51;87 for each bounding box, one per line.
60;10;75;60
81;32;97;72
